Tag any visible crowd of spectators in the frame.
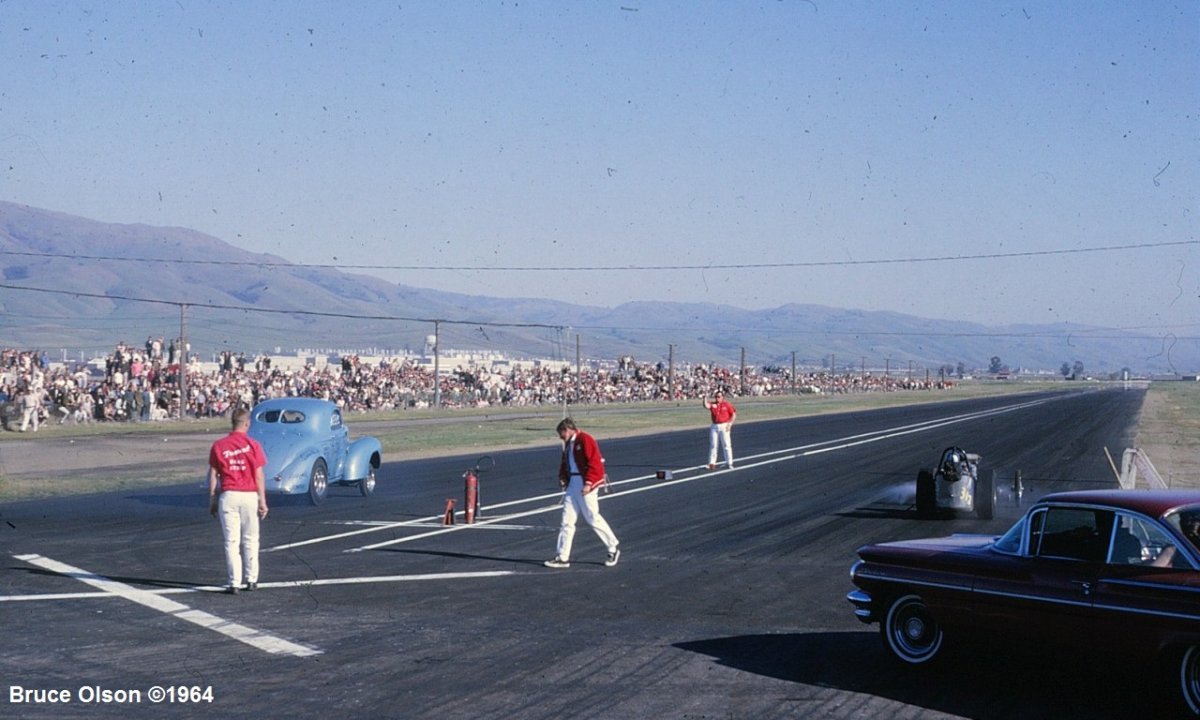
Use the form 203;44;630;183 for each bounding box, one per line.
0;341;950;429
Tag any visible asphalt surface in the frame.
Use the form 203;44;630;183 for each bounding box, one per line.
0;387;1159;719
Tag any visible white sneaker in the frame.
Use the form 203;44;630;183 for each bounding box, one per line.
544;557;570;569
605;548;621;568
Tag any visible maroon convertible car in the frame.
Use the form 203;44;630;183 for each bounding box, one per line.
848;490;1200;716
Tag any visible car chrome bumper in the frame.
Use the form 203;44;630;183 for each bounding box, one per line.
846;589;876;624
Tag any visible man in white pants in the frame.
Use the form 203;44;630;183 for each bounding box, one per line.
545;417;620;569
19;386;42;432
208;408;269;594
704;391;737;469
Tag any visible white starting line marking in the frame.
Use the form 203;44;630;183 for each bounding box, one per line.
13;553;323;657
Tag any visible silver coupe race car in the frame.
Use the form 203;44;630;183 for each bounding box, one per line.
248;397;382;504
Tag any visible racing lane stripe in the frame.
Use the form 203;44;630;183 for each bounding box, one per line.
273;396;1049;553
346;398;1051;552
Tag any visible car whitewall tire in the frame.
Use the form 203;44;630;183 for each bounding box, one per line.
1181;646;1200;717
882;594;944;665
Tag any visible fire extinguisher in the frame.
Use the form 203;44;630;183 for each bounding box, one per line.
462;455;493;524
463;467;479;524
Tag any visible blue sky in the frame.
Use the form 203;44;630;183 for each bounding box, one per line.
2;1;1197;332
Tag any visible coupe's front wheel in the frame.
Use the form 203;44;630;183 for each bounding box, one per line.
882;594;944;665
359;465;376;497
1180;646;1200;717
308;458;328;505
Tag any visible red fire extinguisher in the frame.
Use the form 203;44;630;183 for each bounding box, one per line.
463;468;479;524
462;455;493;524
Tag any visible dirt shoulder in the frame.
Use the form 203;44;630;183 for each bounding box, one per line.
1133;381;1200;489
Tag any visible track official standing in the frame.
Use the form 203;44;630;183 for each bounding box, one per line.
545;417;620;569
208;407;268;594
704;390;736;469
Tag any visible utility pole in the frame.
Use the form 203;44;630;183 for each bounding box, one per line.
432;320;441;409
791;351;797;395
740;346;746;395
668;344;675;400
179;303;188;419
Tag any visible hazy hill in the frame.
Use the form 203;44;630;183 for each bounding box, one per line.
0;201;1194;376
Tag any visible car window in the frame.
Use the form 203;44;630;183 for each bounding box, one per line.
1035;507;1113;562
1166;509;1200;554
1159;509;1200;569
256;409;305;423
1108;513;1177;566
331;409;343;430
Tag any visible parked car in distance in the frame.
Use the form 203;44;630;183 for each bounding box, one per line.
848;489;1200;716
916;446;994;519
248;398;382;504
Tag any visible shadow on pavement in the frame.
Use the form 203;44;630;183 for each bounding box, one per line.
675;631;1168;720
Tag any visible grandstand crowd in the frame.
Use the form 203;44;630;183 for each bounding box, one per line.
0;341;950;431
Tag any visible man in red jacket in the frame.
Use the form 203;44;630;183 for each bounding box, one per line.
545;417;620;569
704;390;737;469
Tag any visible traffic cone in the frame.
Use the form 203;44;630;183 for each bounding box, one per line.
443;498;456;525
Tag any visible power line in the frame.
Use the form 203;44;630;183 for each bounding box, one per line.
1;282;1194;342
1;240;1195;272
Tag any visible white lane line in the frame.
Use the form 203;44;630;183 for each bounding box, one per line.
328;521;548;530
271;396;1050;553
14;554;322;657
0;591;114;602
0;569;521;603
347;398;1049;552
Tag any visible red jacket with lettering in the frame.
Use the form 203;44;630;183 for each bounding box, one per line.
558;430;606;488
209;430;267;493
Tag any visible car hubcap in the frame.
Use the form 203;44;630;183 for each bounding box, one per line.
904;617;926;641
888;596;943;663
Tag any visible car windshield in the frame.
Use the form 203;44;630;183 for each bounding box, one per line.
993;515;1026;555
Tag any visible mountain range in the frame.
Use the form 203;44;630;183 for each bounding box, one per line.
0;200;1194;376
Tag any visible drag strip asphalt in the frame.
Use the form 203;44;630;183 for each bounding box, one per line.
0;388;1154;719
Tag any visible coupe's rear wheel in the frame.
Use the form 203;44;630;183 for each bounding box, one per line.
359;465;376;497
882;594;944;664
308;458;328;505
916;469;936;518
1180;646;1200;717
